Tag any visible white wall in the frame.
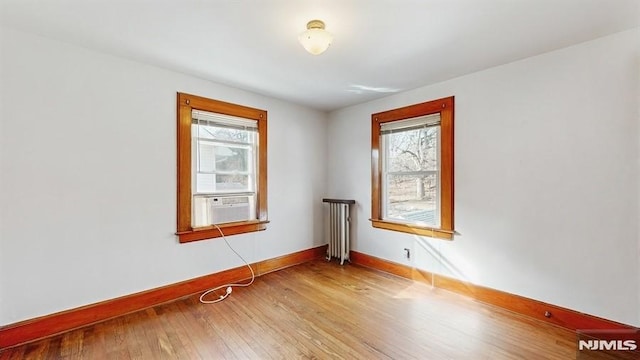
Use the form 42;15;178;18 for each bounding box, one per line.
328;29;640;326
0;27;328;325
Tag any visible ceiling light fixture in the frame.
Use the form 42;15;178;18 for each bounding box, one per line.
298;20;333;55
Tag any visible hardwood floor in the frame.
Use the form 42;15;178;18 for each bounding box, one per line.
0;260;591;359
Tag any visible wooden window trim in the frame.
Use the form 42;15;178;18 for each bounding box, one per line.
371;96;454;240
177;93;268;243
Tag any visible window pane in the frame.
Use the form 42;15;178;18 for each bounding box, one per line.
387;126;439;172
215;146;249;172
193;123;251;143
192;122;256;195
196;143;250;173
216;174;250;192
197;143;216;173
196;173;215;193
385;173;439;226
195;174;251;193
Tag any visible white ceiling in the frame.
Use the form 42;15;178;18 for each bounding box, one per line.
1;0;638;111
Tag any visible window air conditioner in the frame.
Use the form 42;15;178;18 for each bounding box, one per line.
209;195;255;224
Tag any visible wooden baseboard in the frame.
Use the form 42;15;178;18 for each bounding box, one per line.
350;251;636;332
0;245;327;350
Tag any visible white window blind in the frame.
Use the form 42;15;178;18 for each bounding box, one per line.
192;109;257;130
380;113;440;134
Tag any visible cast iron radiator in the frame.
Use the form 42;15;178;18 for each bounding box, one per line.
322;198;355;265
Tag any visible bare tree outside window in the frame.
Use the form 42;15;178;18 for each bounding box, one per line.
384;123;440;226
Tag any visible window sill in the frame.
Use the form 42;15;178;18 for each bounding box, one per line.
370;219;454;240
177;220;269;243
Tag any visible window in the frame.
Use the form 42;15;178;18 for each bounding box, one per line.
371;96;454;240
177;93;268;243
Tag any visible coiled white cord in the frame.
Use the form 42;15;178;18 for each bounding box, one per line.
199;224;255;304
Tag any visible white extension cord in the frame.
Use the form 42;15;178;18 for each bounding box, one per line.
199;224;255;304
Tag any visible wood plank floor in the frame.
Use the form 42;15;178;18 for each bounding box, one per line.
0;260;590;359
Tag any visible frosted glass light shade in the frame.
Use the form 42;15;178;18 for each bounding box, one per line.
298;20;333;55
